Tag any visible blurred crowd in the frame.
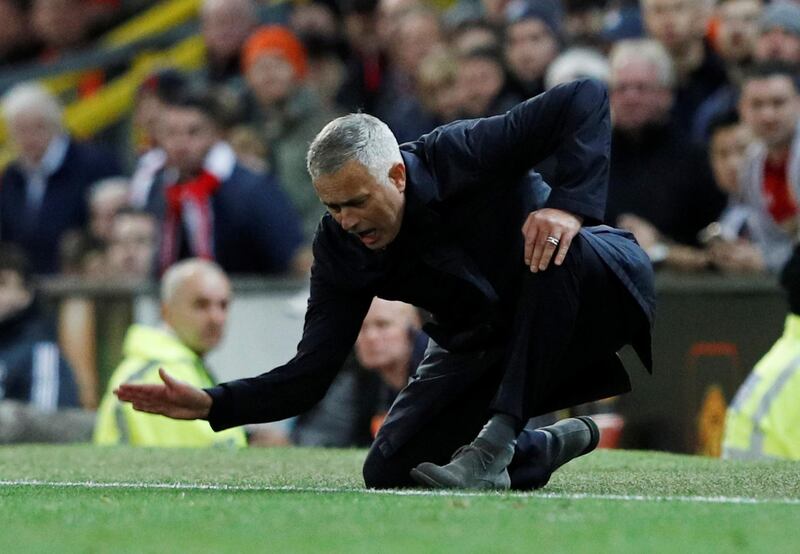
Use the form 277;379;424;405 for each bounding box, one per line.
0;0;797;281
0;0;799;453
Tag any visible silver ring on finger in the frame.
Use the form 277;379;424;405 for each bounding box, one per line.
545;235;560;247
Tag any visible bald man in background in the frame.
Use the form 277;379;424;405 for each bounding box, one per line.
94;259;246;447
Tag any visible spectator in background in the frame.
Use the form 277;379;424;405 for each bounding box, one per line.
605;39;726;270
0;243;80;412
0;82;121;274
0;243;94;444
94;259;247;447
138;84;307;276
375;7;444;121
385;47;462;143
0;0;38;65
87;177;130;246
456;46;521;118
640;0;728;134
290;3;348;113
292;298;426;448
753;1;800;65
732;62;800;273
241;25;342;241
31;0;92;59
58;176;129;276
105;208;158;281
690;0;763;144
337;0;386;113
561;0;607;48
200;0;258;91
702;111;764;273
503;0;562;99
723;244;800;460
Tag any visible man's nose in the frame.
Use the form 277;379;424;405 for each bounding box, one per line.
339;209;359;231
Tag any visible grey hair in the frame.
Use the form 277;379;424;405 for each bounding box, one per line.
160;258;228;304
1;82;63;129
88;176;130;205
201;0;257;19
609;39;675;89
545;47;610;90
306;113;402;186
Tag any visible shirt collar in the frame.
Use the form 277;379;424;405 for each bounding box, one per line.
29;133;70;177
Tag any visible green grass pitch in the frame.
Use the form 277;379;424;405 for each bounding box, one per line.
1;446;798;553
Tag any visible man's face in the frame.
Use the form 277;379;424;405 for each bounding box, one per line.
355;298;416;372
716;0;761;63
610;60;673;131
162;270;231;355
504;18;559;83
314;160;406;250
642;0;703;53
394;13;442;76
755;28;800;64
457;57;505;117
201;2;254;63
159;106;218;178
0;269;31;322
107;214;158;278
739;75;800;148
245;53;296;108
8;112;58;168
710;123;751;195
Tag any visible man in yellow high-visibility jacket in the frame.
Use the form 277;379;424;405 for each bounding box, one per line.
94;259;246;447
723;245;800;460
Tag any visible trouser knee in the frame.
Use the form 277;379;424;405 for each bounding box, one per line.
362;444;412;489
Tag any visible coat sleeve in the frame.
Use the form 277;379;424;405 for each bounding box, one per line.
418;78;611;222
205;239;372;430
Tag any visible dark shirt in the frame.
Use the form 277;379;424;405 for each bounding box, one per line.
145;163;304;275
0;300;79;409
672;41;729;136
0;139;121;274
606;123;726;245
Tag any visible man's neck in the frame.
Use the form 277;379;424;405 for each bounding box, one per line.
379;357;411;391
766;144;791;165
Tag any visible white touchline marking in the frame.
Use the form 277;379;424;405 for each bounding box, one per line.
0;479;798;505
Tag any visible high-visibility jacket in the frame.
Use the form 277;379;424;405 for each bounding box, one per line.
93;325;246;448
723;314;800;460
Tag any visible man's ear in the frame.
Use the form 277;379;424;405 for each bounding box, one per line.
388;162;406;193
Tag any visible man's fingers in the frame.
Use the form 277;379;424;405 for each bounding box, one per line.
159;368;175;387
523;223;539;266
538;234;560;271
554;233;575;266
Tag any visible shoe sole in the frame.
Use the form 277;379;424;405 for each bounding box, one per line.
409;467;450;489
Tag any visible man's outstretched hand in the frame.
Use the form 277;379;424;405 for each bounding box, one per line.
522;208;583;272
114;368;213;420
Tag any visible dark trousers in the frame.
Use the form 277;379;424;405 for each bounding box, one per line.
362;236;646;488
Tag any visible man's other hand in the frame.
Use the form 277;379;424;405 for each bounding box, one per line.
114;368;213;420
522;208;583;272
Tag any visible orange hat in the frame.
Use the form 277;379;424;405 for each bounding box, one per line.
242;25;308;79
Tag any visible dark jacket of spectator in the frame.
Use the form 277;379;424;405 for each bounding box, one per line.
0;299;79;410
0;138;121;274
606;123;727;246
143;148;305;275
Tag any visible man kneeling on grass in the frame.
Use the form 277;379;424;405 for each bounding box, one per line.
95;259;246;448
117;80;655;489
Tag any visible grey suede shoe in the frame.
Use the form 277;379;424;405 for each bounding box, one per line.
410;438;515;490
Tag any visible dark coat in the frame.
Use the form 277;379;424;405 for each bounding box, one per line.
206;79;655;431
0;300;79;409
145;163;305;275
0;139;121;274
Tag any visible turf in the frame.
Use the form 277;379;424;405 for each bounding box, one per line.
1;446;798;553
